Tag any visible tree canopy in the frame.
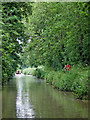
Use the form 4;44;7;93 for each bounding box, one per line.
2;2;89;83
22;2;89;70
2;2;32;83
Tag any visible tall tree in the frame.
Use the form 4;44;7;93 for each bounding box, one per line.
22;2;89;70
2;2;32;83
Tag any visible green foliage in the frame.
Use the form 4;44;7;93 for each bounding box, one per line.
22;65;88;99
35;68;46;79
23;66;46;79
45;66;88;99
3;3;88;100
22;2;89;70
2;2;32;84
23;67;36;75
71;67;88;99
21;3;89;99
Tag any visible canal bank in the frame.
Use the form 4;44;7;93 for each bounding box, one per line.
2;74;88;118
22;66;88;100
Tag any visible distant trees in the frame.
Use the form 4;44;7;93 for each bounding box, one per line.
22;2;89;70
2;2;32;83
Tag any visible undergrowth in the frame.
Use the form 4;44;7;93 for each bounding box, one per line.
22;65;88;100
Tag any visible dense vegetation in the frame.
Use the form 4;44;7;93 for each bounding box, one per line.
23;65;88;99
2;2;89;99
22;3;89;69
2;2;32;84
22;3;89;99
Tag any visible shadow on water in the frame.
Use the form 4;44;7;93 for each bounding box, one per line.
2;74;88;118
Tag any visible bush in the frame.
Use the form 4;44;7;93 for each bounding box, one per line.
45;65;88;99
46;71;55;84
23;67;36;75
35;68;46;79
22;66;46;79
71;70;88;99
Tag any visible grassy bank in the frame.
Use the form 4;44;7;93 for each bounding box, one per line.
22;65;88;100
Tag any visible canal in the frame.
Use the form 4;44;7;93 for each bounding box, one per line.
2;74;88;118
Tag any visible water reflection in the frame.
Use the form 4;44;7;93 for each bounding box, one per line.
16;75;35;118
2;74;88;118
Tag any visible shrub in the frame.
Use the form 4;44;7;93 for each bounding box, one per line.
23;67;36;75
45;65;88;99
35;68;46;79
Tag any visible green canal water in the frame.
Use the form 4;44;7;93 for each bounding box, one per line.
2;74;88;118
